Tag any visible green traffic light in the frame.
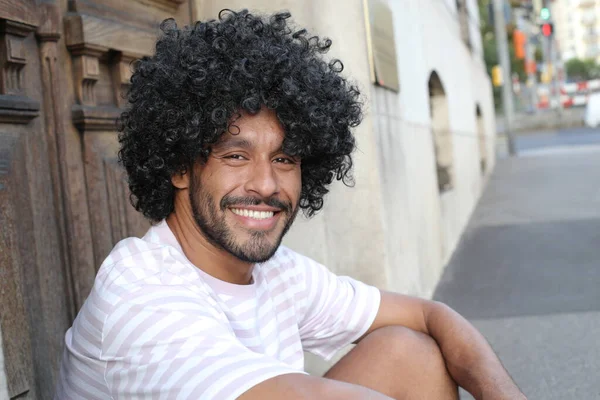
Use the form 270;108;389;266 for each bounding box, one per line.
540;7;550;20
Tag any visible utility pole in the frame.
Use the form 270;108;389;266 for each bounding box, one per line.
521;6;538;112
492;0;516;156
546;0;563;115
526;31;538;111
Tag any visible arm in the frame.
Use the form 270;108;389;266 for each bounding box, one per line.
361;291;525;400
240;374;393;400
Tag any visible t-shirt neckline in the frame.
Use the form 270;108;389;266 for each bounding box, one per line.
151;220;258;297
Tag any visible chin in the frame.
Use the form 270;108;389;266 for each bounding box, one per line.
230;235;282;263
229;247;279;264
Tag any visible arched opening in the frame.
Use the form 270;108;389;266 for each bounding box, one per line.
428;71;454;192
476;105;487;174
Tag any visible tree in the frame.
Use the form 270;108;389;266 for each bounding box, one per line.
587;59;600;79
565;58;600;81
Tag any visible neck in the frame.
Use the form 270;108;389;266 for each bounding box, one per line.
166;208;254;286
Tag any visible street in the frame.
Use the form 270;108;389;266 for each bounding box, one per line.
515;126;600;155
434;126;600;399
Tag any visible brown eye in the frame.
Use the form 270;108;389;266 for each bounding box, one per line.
274;157;294;164
225;154;247;160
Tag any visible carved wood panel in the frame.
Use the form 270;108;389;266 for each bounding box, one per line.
0;2;72;399
0;0;191;398
0;134;35;400
82;129;151;269
66;1;190;272
69;0;188;31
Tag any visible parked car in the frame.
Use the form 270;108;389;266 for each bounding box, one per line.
584;92;600;128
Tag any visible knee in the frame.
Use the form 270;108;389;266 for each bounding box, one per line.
359;326;458;398
361;326;442;363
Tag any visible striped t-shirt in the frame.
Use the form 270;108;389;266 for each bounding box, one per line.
55;220;381;399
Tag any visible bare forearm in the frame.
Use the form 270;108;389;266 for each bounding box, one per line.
240;374;393;400
424;302;525;400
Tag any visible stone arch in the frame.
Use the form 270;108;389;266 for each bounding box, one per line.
476;104;487;174
428;71;454;192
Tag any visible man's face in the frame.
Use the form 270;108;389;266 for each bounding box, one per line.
189;108;301;263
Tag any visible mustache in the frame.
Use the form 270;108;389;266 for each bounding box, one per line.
220;195;293;214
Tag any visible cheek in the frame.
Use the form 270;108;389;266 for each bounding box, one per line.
201;168;243;199
285;169;302;203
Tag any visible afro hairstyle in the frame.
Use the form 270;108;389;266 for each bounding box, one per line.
118;9;363;222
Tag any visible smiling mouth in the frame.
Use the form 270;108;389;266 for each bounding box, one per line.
230;208;278;220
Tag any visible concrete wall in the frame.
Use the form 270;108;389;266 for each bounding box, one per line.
379;0;496;297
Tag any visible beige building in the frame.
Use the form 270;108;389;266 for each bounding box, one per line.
554;0;600;61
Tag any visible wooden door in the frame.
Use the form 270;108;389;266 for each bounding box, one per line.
0;0;191;398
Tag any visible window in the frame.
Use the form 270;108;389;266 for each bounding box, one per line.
476;105;487;174
428;72;454;192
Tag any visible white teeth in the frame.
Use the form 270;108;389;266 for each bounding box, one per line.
231;208;275;220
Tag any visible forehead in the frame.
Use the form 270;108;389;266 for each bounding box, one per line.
217;108;285;147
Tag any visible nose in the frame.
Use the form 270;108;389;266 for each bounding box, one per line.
244;159;280;198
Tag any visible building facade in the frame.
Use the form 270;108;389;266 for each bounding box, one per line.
554;0;600;61
0;0;495;397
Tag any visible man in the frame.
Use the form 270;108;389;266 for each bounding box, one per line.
56;9;526;400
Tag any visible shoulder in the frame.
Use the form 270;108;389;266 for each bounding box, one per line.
91;236;207;306
89;238;225;340
95;237;167;289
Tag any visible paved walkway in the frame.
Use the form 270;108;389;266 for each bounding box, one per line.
434;143;600;399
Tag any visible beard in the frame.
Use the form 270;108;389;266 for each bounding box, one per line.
188;171;299;263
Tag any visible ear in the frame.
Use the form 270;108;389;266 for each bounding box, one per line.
171;168;190;189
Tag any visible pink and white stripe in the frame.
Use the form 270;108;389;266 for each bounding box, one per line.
55;220;380;399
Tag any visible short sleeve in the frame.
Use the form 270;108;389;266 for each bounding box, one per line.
102;285;304;400
296;256;381;360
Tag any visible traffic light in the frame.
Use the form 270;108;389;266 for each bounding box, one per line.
492;65;503;87
540;7;551;21
541;23;553;37
513;30;526;60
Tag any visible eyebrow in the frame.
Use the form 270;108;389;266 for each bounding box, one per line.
212;136;293;157
213;138;253;151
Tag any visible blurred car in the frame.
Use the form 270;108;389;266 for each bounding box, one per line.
584;92;600;128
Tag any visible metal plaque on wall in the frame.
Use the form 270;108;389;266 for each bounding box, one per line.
364;0;400;92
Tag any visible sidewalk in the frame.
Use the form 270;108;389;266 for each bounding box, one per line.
433;146;600;399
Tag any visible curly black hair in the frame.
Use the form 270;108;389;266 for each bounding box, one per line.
118;9;363;222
